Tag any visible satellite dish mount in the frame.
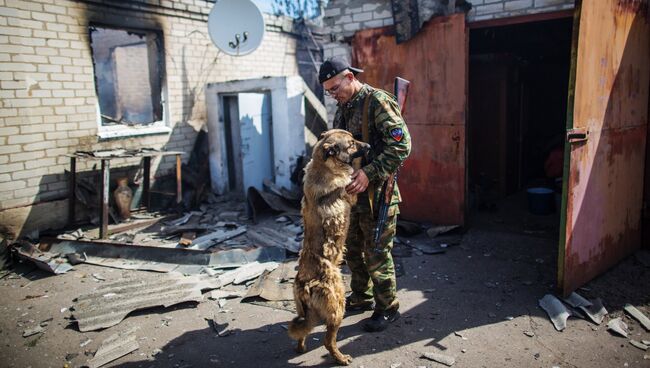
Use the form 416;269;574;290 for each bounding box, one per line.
208;0;265;56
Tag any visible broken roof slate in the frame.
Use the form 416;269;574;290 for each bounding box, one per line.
72;274;202;332
86;327;139;368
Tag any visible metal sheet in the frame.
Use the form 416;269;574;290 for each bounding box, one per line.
539;294;571;331
87;327;139;368
15;243;73;274
45;239;286;271
247;186;301;223
243;262;296;301
72;274;203;332
561;0;649;295
190;227;247;250
352;14;467;225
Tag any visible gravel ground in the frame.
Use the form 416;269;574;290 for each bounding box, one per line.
1;207;649;368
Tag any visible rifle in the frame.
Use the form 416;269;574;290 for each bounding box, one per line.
373;77;410;253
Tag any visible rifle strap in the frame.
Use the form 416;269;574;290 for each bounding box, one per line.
361;93;374;215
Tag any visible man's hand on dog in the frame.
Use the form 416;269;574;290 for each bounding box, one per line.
346;169;369;194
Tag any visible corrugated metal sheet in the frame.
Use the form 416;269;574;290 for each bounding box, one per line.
46;239;286;272
352;13;467;225
72;274;203;332
561;0;649;294
87;327;139;368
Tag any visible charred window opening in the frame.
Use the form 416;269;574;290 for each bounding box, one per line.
89;25;164;126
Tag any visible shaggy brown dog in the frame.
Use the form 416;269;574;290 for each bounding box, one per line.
288;129;370;365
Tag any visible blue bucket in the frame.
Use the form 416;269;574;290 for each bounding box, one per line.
527;187;554;215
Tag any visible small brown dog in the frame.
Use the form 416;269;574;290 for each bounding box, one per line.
288;129;370;365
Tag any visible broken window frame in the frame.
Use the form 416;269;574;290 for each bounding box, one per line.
88;23;170;139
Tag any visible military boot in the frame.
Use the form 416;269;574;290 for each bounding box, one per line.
362;308;400;332
345;293;375;312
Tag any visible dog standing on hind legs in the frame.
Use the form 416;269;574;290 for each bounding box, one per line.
288;129;370;366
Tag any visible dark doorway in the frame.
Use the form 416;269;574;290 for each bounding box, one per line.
467;17;573;223
222;95;242;193
645;101;650;248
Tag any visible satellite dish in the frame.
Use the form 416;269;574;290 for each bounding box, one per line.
208;0;265;56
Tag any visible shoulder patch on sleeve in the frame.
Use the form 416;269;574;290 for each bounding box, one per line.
390;127;403;141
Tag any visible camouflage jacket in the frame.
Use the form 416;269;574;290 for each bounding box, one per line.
333;84;411;210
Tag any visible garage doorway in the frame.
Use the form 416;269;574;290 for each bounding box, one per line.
467;16;573;231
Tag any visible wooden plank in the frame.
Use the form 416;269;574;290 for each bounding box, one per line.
179;232;196;247
176;154;182;204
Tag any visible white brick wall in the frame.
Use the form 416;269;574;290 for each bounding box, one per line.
470;0;574;21
323;0;393;39
0;0;300;235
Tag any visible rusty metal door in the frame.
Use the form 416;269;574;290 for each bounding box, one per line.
352;13;467;225
560;0;649;295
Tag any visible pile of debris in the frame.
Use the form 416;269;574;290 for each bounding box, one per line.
1;175;467;367
539;292;650;351
0;184;310;367
13;191;303;275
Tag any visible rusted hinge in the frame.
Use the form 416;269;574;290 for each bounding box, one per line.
566;128;589;143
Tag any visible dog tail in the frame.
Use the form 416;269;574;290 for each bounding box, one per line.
288;315;310;339
288;302;314;339
289;315;316;339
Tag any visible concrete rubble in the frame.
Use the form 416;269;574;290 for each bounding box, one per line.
607;317;629;338
624;304;650;331
421;351;456;366
629;340;649;351
22;324;45;338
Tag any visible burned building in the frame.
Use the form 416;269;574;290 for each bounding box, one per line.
0;0;325;236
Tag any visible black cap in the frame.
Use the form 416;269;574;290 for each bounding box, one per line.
318;56;363;84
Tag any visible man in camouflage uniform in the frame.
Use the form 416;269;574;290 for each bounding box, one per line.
318;57;411;332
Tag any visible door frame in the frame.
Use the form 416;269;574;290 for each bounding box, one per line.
205;76;311;195
221;94;243;194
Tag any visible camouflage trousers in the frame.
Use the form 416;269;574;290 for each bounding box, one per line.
345;201;399;312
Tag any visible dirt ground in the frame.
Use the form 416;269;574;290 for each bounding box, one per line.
1;196;649;368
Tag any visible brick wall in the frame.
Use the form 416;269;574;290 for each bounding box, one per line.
0;0;299;236
469;0;574;21
322;0;393;60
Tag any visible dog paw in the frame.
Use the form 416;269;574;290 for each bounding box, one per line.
335;354;352;365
